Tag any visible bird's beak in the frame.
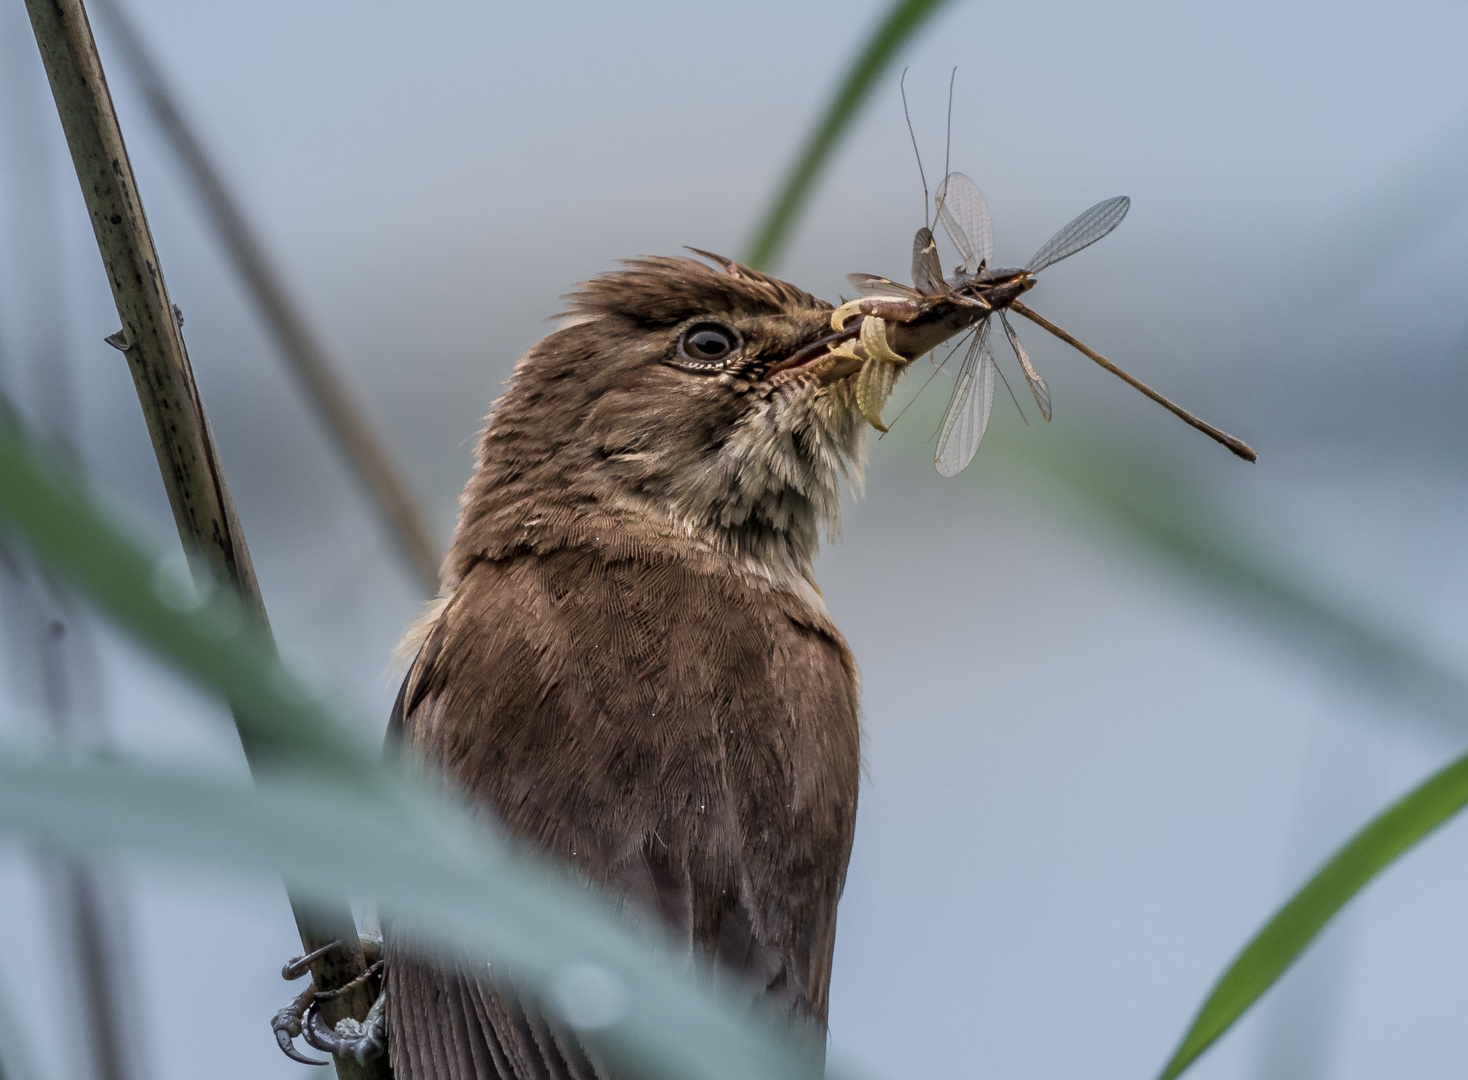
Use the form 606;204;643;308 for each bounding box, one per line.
767;293;991;386
766;277;1033;429
766;328;865;384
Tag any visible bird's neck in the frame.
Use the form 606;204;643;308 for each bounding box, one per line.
447;474;828;605
444;381;866;610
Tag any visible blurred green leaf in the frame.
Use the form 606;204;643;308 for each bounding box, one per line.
0;750;832;1080
1155;744;1468;1079
742;0;957;270
0;416;835;1080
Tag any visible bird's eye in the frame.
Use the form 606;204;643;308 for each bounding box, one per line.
676;322;741;368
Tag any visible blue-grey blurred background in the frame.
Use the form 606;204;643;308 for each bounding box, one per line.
1;1;1467;1079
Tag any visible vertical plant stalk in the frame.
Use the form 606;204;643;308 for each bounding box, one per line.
22;2;389;1075
30;554;139;1080
86;0;440;594
53;858;132;1080
0;516;137;1080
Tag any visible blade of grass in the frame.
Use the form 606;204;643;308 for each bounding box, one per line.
742;0;957;270
43;859;133;1080
1154;744;1468;1080
0;752;835;1080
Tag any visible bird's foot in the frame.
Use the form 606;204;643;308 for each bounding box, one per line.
272;936;386;1066
303;989;387;1065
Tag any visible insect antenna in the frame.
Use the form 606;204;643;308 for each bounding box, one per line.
941;67;956;208
900;68;930;229
930;67;960;227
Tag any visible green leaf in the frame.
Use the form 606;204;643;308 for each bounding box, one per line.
0;751;832;1080
742;0;957;270
0;417;834;1080
1155;745;1468;1080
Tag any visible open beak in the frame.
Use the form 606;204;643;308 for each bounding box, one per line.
766;276;1033;431
768;291;995;384
766;327;865;385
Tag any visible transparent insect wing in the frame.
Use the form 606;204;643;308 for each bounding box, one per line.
1026;195;1130;273
911;228;945;295
935;321;997;477
936;172;995;274
846;273;924;299
1000;311;1051;421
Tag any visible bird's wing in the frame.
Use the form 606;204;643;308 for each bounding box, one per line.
383;551;859;1079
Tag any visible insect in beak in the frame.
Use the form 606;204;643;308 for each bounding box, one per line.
843;168;1255;470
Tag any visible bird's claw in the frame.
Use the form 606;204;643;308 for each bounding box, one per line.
272;986;329;1066
272;935;386;1065
281;939;344;981
303;990;387;1065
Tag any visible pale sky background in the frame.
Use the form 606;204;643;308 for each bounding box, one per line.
1;2;1468;1080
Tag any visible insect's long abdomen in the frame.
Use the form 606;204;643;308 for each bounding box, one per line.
1010;300;1257;462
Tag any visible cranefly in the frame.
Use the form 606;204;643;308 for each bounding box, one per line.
834;166;1256;473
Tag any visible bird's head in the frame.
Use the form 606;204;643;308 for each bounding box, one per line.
447;253;974;596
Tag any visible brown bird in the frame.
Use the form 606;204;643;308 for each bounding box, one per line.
355;253;976;1079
